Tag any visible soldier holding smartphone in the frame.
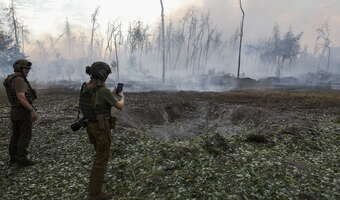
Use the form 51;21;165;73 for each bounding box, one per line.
78;61;124;200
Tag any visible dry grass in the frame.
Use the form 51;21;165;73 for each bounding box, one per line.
0;78;7;104
1;88;340;199
230;105;270;126
216;89;340;109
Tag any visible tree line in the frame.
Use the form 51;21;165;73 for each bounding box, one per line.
0;1;337;81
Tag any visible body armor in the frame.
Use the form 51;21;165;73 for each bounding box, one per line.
3;74;37;107
79;83;111;121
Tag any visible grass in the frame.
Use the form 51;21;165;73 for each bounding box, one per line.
1;124;338;199
219;89;340;108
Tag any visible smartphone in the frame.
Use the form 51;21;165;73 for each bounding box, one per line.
116;83;124;95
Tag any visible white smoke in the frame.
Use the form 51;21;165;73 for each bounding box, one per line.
3;0;340;91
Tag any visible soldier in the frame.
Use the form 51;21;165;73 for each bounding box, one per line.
3;59;38;167
79;61;124;200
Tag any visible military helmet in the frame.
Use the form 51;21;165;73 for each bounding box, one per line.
13;59;32;72
86;61;111;81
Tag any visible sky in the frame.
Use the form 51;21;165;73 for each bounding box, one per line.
0;0;196;37
201;0;340;48
0;0;339;48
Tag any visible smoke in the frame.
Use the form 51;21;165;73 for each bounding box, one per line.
192;0;340;79
198;0;340;48
2;0;340;91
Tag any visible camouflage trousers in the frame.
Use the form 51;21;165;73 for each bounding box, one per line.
87;119;112;198
9;107;32;162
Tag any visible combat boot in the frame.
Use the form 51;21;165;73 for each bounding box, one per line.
88;192;113;200
9;157;16;165
17;159;36;167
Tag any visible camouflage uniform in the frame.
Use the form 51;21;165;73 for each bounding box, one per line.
3;59;37;165
79;62;119;200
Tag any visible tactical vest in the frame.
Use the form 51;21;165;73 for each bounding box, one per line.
3;74;37;107
79;83;111;121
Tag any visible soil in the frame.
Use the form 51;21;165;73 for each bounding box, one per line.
116;89;340;140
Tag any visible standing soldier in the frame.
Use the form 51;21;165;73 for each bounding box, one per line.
79;61;124;200
3;59;38;167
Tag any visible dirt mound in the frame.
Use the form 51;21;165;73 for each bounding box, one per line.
165;103;185;122
279;124;320;137
202;133;234;155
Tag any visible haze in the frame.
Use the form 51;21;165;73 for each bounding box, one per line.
1;0;339;46
0;0;339;88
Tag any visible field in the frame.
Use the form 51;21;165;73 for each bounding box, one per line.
0;88;340;200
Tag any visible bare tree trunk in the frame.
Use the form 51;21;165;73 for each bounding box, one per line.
10;0;19;47
237;0;245;79
204;29;214;70
64;19;72;58
191;28;203;74
327;46;331;72
185;12;196;71
90;7;100;61
104;22;116;59
173;19;186;70
166;21;173;71
187;14;198;73
21;25;24;54
114;33;120;80
197;18;207;73
276;62;281;78
173;41;183;70
160;0;166;83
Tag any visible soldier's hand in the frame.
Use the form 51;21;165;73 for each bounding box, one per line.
31;110;38;122
112;88;124;97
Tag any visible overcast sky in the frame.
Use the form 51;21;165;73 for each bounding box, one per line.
0;0;195;35
202;0;340;48
1;0;339;48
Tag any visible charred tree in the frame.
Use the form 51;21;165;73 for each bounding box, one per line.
64;19;73;58
90;7;100;60
105;21;122;80
9;0;19;47
113;24;122;80
160;0;166;83
315;22;332;72
237;0;245;79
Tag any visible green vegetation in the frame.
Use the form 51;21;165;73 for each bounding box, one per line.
0;122;339;199
0;90;339;200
